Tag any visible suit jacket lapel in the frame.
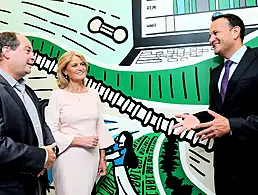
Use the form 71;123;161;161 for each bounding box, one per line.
0;76;34;128
224;48;256;103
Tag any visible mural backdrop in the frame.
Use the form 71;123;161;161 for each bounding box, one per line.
1;0;258;194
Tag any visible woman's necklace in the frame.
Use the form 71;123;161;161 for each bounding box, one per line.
67;86;88;102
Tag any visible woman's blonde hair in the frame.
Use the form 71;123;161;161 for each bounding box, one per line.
57;51;88;89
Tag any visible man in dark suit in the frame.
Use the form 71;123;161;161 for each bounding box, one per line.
173;14;258;194
0;32;57;195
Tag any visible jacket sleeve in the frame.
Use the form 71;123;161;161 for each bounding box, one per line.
0;98;46;170
229;115;258;138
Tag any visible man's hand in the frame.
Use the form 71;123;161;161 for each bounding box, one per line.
98;158;107;176
38;143;57;177
172;113;200;135
42;143;57;170
195;109;230;140
81;136;99;148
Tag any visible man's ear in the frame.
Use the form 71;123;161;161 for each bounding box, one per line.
1;46;12;59
232;26;241;40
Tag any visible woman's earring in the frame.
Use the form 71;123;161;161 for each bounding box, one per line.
65;74;69;81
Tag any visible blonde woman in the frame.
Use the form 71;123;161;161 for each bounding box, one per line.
45;51;114;195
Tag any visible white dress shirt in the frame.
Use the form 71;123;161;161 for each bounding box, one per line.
218;45;247;92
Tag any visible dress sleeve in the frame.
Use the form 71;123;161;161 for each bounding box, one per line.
45;90;74;154
95;90;115;149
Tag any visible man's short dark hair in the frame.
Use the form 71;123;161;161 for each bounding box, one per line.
211;13;245;41
0;32;20;61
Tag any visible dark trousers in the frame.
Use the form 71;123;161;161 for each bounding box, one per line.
214;168;258;195
0;178;46;195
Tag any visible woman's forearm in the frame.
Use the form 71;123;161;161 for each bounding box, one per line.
70;137;82;147
99;149;106;161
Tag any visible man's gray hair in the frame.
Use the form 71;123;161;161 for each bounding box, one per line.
0;32;20;61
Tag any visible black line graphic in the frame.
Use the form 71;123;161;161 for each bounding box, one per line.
136;137;148;151
21;1;69;17
145;136;156;153
158;75;162;98
87;65;91;74
170;74;174;98
142;158;147;177
56;50;60;59
117;177;127;194
23;12;47;22
62;35;97;55
24;23;55;35
190;164;205;177
111;15;120;19
99;10;106;14
50;21;77;33
0;21;8;25
195;66;201;101
108;127;119;131
189;156;200;164
130;74;134;90
104;120;117;124
0;9;11;13
117;73;120;87
182;72;187;99
50;46;54;57
189;149;210;163
34;89;53;92
67;1;95;10
148;74;152;98
28;76;48;79
80;32;115;51
50;0;64;2
104;71;107;81
40;41;44;52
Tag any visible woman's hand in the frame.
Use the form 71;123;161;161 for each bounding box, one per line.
98;158;107;176
81;136;99;148
71;136;99;148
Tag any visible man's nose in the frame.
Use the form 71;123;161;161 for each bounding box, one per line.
209;35;214;44
30;53;36;63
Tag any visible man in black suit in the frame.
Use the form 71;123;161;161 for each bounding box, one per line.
0;32;56;195
173;14;258;194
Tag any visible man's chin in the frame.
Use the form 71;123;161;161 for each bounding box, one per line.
25;69;32;75
213;49;220;55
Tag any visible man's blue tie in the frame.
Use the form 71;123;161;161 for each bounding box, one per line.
220;60;233;103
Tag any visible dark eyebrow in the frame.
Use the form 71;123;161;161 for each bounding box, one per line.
24;46;32;50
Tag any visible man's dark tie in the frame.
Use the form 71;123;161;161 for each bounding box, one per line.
220;60;233;103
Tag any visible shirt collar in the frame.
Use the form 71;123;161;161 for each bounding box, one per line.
0;69;26;87
225;45;247;64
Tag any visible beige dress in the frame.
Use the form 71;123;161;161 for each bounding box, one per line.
45;88;114;195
